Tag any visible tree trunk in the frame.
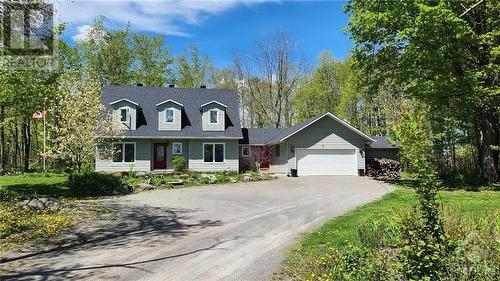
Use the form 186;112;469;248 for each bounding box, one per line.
22;120;31;172
478;112;499;182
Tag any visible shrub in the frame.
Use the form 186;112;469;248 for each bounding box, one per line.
171;155;187;172
67;172;128;197
239;158;257;173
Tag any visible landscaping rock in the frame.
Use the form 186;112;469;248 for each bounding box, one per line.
243;175;253;182
138;183;157;190
20;197;61;210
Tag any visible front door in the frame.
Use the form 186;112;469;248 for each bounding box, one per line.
153;143;167;170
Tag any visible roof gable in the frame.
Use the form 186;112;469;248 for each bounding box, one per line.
155;99;184;107
109;98;139;107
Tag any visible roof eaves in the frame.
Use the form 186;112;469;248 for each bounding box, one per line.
155;99;184;107
109;98;140;107
200;100;227;108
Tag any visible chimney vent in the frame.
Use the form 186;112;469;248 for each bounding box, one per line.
136;83;143;87
168;84;175;88
200;85;207;89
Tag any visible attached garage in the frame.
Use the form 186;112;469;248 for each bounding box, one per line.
296;149;357;176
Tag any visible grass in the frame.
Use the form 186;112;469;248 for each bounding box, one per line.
0;173;70;198
281;185;500;280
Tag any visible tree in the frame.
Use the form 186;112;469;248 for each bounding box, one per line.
346;0;500;181
234;32;306;128
176;44;212;88
78;17;134;85
132;34;174;87
48;70;121;172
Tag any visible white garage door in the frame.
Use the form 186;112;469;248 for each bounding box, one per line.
296;149;356;176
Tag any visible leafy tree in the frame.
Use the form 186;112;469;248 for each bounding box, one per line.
78;17;134;85
346;0;500;181
47;70;121;172
132;34;174;87
176;44;212;88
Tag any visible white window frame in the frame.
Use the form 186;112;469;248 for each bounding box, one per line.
172;142;182;155
112;142;136;163
209;109;219;124
241;146;250;157
203;142;225;163
165;108;175;123
120;107;129;123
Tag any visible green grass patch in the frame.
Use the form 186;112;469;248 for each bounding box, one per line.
281;186;500;280
0;173;69;198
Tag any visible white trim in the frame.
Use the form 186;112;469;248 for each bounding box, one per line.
111;142;136;163
156;99;184;107
172;142;182;155
209;109;219;124
241;145;250;157
165;108;175;123
119;107;130;122
109;98;139;107
202;142;225;163
279;112;375;143
200;100;227;108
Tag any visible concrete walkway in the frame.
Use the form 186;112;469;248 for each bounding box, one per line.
1;176;392;281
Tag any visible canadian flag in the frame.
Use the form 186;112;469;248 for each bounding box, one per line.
33;111;46;119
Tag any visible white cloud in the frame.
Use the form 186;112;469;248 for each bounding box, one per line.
72;24;92;41
52;0;277;41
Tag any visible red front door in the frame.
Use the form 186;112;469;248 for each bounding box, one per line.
153;143;167;170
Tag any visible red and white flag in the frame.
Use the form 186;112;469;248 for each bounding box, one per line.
33;111;46;119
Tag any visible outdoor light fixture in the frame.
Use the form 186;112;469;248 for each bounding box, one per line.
360;150;364;157
290;146;295;153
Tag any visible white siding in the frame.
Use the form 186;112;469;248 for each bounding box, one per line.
188;139;239;172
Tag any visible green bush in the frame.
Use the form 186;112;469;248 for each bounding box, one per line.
67;172;128;197
171;155;186;172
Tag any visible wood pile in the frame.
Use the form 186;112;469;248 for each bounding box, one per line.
366;158;401;180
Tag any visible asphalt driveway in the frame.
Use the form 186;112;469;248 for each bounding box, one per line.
1;176;392;281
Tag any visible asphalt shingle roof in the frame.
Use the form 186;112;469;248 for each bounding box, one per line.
366;136;399;149
240;128;287;145
102;85;242;138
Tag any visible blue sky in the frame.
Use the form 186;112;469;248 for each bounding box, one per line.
57;0;352;68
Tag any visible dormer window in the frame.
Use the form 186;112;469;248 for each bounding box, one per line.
209;109;218;124
120;107;129;122
165;108;174;123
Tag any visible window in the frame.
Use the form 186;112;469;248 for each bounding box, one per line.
172;143;182;155
120;108;129;122
275;144;280;157
165;108;174;123
241;146;250;157
112;143;135;162
209;109;218;124
203;143;224;163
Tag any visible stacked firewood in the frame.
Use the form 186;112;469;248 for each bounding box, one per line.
366;158;401;179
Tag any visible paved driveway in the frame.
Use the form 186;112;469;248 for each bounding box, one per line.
2;176;392;281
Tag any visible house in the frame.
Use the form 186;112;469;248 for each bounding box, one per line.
96;85;398;176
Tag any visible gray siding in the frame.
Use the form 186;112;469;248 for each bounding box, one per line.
284;117;366;171
112;100;137;130
270;143;287;173
188;139;239;172
165;140;190;170
202;104;225;131
96;139;151;172
157;102;182;131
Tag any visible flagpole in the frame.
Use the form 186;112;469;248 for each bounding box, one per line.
43;99;46;172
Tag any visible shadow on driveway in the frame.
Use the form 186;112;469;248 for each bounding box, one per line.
1;203;223;280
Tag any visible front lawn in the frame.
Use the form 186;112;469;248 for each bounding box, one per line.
280;186;500;280
0;173;69;198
